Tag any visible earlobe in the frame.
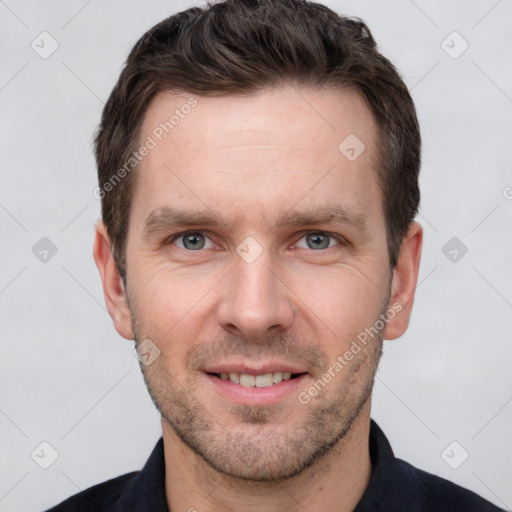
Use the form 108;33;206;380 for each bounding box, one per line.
383;222;423;341
93;221;134;340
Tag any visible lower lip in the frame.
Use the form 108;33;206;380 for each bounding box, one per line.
204;373;308;406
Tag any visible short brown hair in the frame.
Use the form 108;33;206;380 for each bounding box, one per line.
94;0;421;281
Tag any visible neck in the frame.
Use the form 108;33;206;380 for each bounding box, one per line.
162;401;372;512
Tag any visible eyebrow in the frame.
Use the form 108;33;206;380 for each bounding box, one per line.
267;205;369;233
142;203;369;239
143;208;230;238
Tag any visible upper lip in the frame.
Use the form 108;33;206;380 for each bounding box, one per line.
203;362;309;375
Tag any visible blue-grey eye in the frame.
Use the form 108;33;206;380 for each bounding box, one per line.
178;232;206;250
296;232;339;250
306;233;330;249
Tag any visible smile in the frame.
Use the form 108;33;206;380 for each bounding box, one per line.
214;371;299;388
204;370;308;406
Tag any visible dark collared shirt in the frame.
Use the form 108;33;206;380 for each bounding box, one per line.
46;420;505;511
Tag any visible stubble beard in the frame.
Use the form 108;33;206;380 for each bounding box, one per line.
130;299;387;483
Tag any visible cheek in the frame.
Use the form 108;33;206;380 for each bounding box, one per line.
289;266;388;350
132;254;212;307
129;261;221;343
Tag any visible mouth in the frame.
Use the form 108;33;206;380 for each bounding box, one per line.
207;371;304;388
203;367;309;406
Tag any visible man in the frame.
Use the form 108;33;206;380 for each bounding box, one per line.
46;0;504;510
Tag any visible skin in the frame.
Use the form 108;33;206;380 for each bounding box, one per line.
94;85;422;512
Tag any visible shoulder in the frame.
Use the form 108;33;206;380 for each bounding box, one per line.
44;471;138;512
361;420;505;512
395;458;505;511
43;437;167;512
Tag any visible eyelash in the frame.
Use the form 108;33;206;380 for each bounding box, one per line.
165;230;347;252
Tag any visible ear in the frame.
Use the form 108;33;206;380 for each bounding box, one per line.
93;221;134;340
383;222;423;340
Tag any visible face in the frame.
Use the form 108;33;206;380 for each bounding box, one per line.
122;86;396;481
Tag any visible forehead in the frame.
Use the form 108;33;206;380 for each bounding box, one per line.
131;86;382;228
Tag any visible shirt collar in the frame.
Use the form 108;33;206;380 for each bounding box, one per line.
112;437;168;512
116;419;398;512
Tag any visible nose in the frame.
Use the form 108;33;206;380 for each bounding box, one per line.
216;250;294;340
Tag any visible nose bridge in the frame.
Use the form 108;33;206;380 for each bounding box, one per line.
217;248;293;338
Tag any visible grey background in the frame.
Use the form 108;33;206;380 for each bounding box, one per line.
1;1;511;510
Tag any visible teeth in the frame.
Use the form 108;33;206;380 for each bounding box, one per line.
220;371;298;388
240;374;256;387
272;372;283;384
255;373;273;387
